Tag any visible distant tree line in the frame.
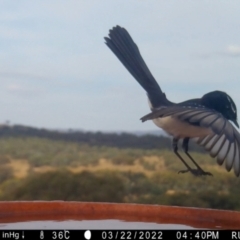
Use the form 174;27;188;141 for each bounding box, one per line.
0;124;204;152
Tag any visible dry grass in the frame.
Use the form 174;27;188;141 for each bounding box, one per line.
2;153;226;180
2;155;167;178
67;157;164;177
6;159;30;178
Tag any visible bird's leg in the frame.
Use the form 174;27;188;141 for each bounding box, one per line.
182;138;212;176
172;138;194;174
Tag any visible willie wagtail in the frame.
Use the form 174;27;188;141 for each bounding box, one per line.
104;25;240;177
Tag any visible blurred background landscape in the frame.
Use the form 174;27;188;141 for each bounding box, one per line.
0;124;240;211
0;2;240;211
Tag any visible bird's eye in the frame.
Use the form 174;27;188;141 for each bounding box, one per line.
226;95;236;113
231;103;236;113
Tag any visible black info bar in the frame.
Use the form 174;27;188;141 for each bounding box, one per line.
0;230;239;240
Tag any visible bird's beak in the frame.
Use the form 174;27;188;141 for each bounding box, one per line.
232;119;239;128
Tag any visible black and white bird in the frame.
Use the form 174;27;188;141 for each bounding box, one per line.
104;25;240;177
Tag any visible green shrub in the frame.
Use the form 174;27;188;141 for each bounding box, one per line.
0;170;126;202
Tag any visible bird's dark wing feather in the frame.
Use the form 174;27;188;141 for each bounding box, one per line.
141;106;240;176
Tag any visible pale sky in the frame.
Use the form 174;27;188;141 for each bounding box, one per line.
0;1;240;132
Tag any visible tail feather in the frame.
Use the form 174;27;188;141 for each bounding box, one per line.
105;25;172;107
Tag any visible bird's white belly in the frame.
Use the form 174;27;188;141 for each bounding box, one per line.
152;116;212;138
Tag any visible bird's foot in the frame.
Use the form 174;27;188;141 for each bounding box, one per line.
178;169;213;176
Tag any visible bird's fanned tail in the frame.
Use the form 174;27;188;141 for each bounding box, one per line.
104;25;172;108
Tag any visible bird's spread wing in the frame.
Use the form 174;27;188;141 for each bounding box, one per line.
141;106;240;176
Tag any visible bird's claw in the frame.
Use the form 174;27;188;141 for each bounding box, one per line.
178;169;213;176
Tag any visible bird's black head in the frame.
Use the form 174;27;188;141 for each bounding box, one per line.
201;91;239;128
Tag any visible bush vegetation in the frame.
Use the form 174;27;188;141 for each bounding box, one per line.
0;133;239;211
